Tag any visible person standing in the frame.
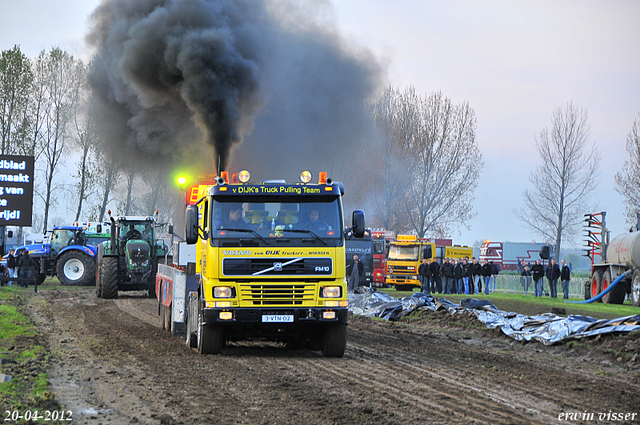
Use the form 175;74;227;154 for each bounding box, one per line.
6;249;16;286
471;257;482;295
347;254;363;291
453;259;464;294
490;261;500;293
560;260;571;300
521;266;532;295
546;259;561;298
18;250;36;288
429;258;440;293
418;259;428;293
531;259;545;297
462;257;471;294
481;260;492;295
440;258;450;294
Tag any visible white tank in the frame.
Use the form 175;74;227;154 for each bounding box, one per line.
606;231;640;267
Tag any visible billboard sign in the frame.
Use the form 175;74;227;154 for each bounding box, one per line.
0;155;34;226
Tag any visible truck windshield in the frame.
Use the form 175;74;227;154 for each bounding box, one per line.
387;244;419;261
211;196;342;244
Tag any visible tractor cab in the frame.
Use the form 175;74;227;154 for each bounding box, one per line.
50;227;87;258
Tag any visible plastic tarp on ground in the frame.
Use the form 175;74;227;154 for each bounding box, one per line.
348;289;640;346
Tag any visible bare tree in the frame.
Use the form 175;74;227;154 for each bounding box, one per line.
400;89;482;237
367;86;411;232
515;102;600;261
34;48;84;231
0;46;33;154
369;86;482;237
614;113;640;224
72;70;102;222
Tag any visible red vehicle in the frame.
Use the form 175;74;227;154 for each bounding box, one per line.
370;229;395;287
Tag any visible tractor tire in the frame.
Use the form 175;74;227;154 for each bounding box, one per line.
587;271;603;302
601;270;612;303
631;269;640;307
101;257;119;299
57;251;96;286
95;261;103;298
602;270;626;304
148;272;157;298
196;305;223;355
322;324;347;358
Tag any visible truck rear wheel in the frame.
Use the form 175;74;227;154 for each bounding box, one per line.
602;270;626;304
322;324;347;358
197;306;223;354
57;251;96;286
631;270;640;307
101;257;119;299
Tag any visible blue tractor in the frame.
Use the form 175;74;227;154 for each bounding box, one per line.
9;226;98;286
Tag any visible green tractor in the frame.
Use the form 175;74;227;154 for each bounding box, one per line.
95;214;167;299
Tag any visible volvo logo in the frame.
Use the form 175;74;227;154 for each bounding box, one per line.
273;262;283;272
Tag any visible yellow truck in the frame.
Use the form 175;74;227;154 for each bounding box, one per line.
385;235;472;291
173;170;363;357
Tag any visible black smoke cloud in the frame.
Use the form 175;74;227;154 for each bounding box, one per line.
86;0;384;176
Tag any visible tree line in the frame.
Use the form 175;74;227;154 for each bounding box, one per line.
0;45;179;237
3;44;639;262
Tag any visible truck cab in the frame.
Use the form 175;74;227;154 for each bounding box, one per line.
182;170;364;356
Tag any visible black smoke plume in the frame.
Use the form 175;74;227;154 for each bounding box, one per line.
86;0;383;176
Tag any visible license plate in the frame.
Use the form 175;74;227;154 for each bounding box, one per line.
262;314;294;323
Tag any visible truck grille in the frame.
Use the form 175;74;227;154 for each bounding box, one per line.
223;257;332;276
238;283;316;306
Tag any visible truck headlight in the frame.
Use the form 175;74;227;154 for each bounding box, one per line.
321;286;341;298
213;287;233;298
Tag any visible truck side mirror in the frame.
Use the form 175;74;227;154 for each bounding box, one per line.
185;205;198;244
168;225;174;235
96;224;102;233
7;230;13;238
352;210;365;238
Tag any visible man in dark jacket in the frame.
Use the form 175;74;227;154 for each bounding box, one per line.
531;259;545;297
453;259;464;294
346;254;364;291
471;257;482;295
418;259;428;292
18;250;36;288
481;260;492;295
546;258;561;298
560;260;571;299
521;266;532;295
6;249;16;286
489;261;500;293
429;259;440;293
440;258;452;294
462;257;471;294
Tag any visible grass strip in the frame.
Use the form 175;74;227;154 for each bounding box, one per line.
0;286;60;415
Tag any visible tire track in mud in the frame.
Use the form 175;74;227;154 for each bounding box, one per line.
35;289;640;425
346;317;640;420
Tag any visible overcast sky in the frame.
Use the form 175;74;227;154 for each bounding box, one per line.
1;0;638;247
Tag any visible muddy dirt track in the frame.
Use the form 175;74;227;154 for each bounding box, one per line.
27;288;640;424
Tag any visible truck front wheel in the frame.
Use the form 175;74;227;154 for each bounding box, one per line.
101;257;119;299
197;306;223;354
322;324;347;358
57;251;96;286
